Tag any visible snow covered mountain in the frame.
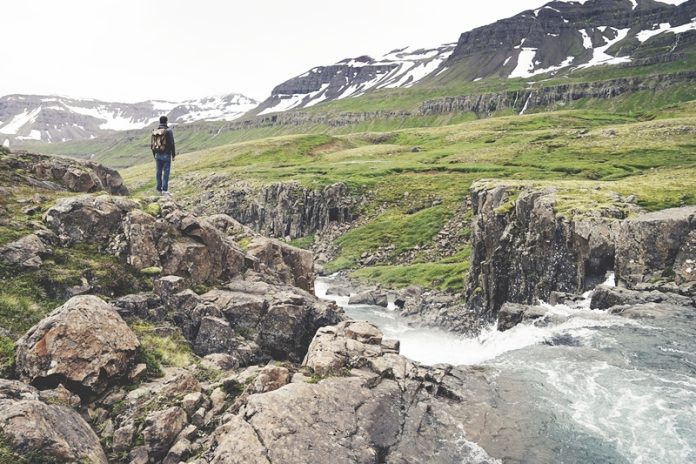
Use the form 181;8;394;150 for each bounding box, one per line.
0;93;258;145
254;44;456;115
255;0;695;115
434;0;696;83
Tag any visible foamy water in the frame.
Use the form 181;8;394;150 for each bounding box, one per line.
315;274;696;463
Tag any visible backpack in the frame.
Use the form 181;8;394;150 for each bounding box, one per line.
151;128;168;153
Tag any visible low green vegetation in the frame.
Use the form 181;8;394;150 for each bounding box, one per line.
131;322;196;378
0;244;150;338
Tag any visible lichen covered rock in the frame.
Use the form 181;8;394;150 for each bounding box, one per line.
15;295;139;398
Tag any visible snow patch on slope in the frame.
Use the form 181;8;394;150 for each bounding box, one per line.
0;107;42;135
578;28;631;68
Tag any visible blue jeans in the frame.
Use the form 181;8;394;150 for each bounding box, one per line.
155;153;171;192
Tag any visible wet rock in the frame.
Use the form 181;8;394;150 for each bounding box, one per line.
348;289;388;307
497;302;549;331
674;230;696;285
0;380;107;463
326;284;352;296
15;295;139;399
591;285;694;310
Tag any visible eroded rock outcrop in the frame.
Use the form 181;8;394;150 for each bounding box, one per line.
2;151;128;195
615;206;696;288
225;181;355;239
152;275;344;363
246;236;315;291
15;295;140;398
465;183;626;318
44;194;137;246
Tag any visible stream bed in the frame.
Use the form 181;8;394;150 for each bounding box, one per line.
315;275;696;464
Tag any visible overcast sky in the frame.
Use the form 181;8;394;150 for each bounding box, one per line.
3;0;557;103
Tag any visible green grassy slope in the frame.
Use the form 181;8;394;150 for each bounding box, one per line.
121;103;696;291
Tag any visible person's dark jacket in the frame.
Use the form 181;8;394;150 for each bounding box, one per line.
152;123;176;158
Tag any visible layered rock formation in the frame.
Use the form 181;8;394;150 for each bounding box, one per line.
466;182;696;321
225;181;355;239
419;71;696;116
465;183;627;318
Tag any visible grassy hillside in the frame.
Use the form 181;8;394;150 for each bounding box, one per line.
122;103;696;291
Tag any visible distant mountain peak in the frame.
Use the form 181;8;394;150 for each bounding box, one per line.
0;93;258;146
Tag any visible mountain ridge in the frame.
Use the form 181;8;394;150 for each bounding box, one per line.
0;93;258;147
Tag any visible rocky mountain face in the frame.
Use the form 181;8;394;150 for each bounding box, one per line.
254;44;456;115
0;93;257;146
465;181;696;323
253;0;696;116
434;0;696;82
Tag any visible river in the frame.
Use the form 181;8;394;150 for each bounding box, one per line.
315;275;696;464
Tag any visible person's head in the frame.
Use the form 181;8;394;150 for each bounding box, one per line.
159;115;168;125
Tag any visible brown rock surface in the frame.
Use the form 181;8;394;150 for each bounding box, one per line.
15;295;139;398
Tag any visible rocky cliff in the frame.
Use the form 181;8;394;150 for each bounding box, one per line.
419;70;696;116
466;182;696;319
224;181;356;239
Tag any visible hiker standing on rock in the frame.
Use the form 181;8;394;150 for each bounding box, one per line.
151;115;176;196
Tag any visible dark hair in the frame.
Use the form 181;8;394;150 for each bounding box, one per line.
159;116;168;124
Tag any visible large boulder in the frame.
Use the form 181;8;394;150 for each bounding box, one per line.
616;206;696;288
43;194;137;246
0;379;107;463
207;322;500;464
246;236;315;292
15;295;140;399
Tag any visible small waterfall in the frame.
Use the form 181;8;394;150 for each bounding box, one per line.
315;272;620;366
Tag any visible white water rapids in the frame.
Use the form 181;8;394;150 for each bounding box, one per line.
315;273;621;366
315;273;696;463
